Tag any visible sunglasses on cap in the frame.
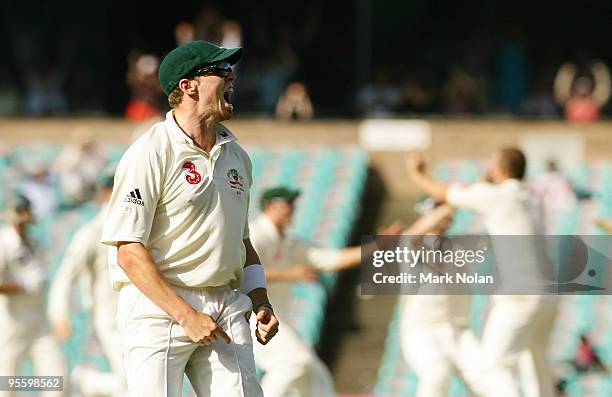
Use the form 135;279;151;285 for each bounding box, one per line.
188;61;233;79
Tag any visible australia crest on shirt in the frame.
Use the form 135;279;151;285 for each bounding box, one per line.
227;168;245;195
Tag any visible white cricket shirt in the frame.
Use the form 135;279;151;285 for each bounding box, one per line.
101;111;252;291
447;179;548;292
49;208;115;321
249;214;341;316
447;179;544;235
0;225;46;322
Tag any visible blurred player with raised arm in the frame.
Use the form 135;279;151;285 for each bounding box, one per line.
48;168;125;397
101;40;278;397
250;186;403;397
399;201;485;397
407;148;558;397
0;194;66;397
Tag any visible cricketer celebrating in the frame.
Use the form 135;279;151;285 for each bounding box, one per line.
101;40;278;397
249;187;404;397
0;194;66;397
407;148;558;397
399;203;483;397
48;169;125;397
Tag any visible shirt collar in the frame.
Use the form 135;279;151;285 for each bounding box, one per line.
165;111;237;148
215;124;237;146
165;111;190;144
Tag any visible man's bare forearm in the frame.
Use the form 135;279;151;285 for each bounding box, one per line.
412;172;449;203
117;242;195;324
404;204;454;236
334;246;363;271
264;268;295;282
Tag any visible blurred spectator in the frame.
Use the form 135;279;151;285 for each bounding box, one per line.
193;4;224;44
530;160;577;214
10;21;73;116
554;61;611;123
275;82;314;121
22;68;69;116
221;20;243;79
400;71;434;113
21;161;59;219
52;129;105;206
356;69;402;117
125;52;164;122
495;39;528;112
521;75;558;117
442;64;478;113
221;20;242;50
174;21;194;46
258;40;298;114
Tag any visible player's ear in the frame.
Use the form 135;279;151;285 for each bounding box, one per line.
178;78;197;95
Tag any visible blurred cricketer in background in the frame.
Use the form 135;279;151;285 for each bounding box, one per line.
0;194;67;397
249;186;403;397
48;168;126;397
101;40;278;397
399;202;483;397
407;147;559;397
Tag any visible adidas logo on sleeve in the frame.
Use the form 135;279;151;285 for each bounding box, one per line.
124;189;145;206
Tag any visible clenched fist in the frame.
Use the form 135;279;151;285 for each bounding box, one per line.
181;311;231;345
255;307;279;345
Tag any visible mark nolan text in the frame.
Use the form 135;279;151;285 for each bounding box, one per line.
373;272;494;284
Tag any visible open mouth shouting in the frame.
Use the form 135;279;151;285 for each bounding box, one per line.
223;86;234;111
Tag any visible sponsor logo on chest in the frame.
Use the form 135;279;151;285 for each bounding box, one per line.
182;161;203;184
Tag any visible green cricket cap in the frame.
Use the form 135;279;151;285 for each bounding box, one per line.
260;187;301;209
158;40;243;96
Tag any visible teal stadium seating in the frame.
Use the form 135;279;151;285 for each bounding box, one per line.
374;160;612;397
0;142;368;395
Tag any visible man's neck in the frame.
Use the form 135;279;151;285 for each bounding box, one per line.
173;108;218;153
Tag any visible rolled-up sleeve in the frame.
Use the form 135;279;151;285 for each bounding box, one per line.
290;240;342;272
101;139;162;246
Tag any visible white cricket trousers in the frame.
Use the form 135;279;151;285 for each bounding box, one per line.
401;323;486;397
479;296;559;397
75;302;127;397
117;284;262;397
252;315;336;397
0;307;67;397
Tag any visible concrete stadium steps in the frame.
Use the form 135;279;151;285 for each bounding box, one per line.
331;294;398;394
